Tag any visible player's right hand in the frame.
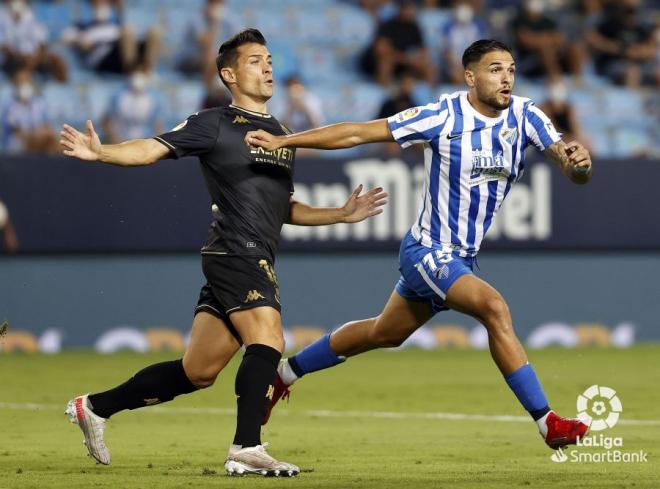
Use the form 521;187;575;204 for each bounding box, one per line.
245;129;282;152
60;120;102;161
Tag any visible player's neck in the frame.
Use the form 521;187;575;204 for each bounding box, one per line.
467;92;501;119
230;94;269;115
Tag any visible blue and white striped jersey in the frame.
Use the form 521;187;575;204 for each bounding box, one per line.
387;91;561;257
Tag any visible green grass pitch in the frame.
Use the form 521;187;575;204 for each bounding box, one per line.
1;346;659;488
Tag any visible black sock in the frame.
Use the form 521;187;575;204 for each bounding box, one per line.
87;359;198;419
530;406;551;421
233;344;282;447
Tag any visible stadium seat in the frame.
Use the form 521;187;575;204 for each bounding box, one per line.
84;81;126;122
168;82;204;122
32;1;73;41
42;83;88;127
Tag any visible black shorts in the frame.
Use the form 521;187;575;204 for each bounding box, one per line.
194;254;282;343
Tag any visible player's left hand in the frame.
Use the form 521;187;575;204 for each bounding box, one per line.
565;141;592;174
341;185;388;223
245;129;283;151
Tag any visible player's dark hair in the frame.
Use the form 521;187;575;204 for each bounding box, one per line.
462;39;512;68
216;28;267;89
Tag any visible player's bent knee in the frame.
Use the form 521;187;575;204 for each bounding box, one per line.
481;297;510;323
185;366;221;389
480;298;515;336
188;373;218;389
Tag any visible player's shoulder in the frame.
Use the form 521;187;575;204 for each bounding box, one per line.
198;106;233;120
510;94;537;110
416;92;460;114
509;94;541;119
178;107;225;125
436;90;465;110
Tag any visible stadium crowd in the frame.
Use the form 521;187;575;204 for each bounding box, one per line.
0;0;657;157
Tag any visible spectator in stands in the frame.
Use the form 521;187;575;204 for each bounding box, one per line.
358;0;397;21
377;70;423;156
101;65;163;143
0;0;68;81
441;1;488;84
361;0;436;87
513;0;583;81
178;0;236;81
61;0;160;74
377;69;418;119
586;0;656;88
0;68;59;154
655;24;660;87
0;198;18;253
539;81;583;144
281;75;323;133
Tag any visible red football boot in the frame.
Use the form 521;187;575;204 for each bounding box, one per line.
262;372;291;425
543;411;589;449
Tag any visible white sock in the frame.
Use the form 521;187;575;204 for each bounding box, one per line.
536;411;552;437
278;359;299;386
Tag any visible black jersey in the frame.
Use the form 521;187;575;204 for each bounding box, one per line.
154;105;295;259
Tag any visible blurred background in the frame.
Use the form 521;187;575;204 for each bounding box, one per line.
0;0;658;353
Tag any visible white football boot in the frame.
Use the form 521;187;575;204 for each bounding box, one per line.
225;443;299;477
65;394;111;465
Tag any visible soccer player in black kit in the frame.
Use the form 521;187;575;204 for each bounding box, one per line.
59;29;387;477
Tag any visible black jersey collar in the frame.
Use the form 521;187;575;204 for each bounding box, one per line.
229;104;272;118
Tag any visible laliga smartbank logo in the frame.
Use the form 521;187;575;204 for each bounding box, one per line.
550;385;648;464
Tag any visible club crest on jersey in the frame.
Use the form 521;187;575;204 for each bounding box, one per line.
396;107;421;122
500;127;518;145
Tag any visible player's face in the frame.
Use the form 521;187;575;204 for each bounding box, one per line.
232;43;273;101
468;50;515;111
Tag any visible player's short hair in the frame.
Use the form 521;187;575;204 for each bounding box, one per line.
462;39;513;68
216;28;267;89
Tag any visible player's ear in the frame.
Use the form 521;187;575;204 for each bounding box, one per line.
220;67;236;86
464;69;475;88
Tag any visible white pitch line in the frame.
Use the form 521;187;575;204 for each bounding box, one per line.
1;401;659;426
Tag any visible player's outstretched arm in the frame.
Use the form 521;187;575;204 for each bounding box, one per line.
288;184;388;226
544;140;592;185
60;120;170;167
246;119;394;151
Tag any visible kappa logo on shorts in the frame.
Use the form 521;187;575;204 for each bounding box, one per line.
233;115;249;124
244;290;266;303
266;384;275;400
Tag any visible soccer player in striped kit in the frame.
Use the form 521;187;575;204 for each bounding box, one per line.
245;39;592;450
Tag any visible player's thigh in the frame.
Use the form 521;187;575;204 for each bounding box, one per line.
230;306;284;352
183;311;241;387
444;274;511;326
370;289;434;345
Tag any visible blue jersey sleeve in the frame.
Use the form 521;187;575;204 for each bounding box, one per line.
523;103;562;151
387;102;448;149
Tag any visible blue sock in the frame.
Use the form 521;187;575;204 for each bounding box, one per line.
504;363;550;420
288;334;345;378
